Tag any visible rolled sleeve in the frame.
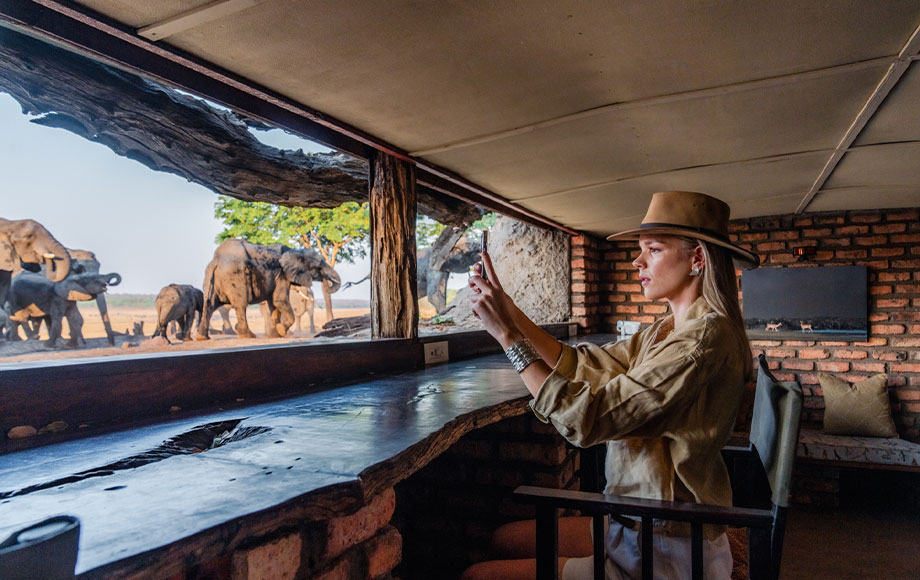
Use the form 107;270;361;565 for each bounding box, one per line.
530;343;577;422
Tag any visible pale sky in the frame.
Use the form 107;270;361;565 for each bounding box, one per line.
0;92;385;301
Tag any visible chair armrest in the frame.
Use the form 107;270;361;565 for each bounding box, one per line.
514;485;773;529
721;444;753;462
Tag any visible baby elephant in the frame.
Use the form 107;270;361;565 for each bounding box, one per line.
152;284;203;342
8;271;118;347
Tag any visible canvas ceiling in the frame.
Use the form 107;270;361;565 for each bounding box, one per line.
57;1;920;235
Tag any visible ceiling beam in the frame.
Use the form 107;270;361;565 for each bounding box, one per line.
516;150;826;203
138;0;267;41
2;0;576;234
795;22;920;214
410;57;891;158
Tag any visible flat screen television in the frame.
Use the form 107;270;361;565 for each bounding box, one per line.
741;266;868;340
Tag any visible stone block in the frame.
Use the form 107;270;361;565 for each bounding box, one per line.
366;526;402;579
232;533;302;580
309;559;350;580
324;488;396;561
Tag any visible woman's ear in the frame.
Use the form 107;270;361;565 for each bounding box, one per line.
692;244;706;272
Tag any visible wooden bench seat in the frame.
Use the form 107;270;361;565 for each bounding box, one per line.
796;428;920;472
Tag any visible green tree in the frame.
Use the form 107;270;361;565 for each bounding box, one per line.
215;197;369;268
416;215;445;248
416;212;497;248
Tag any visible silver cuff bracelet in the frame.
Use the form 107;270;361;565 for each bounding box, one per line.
505;339;540;373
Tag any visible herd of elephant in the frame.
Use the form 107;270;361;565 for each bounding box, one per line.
0;218;341;348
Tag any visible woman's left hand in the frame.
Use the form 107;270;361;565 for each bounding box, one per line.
469;251;522;348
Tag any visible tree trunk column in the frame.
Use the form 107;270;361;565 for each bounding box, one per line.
370;152;418;339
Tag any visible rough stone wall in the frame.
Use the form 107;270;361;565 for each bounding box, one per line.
442;216;571;328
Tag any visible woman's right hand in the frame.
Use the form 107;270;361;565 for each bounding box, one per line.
469;251;523;348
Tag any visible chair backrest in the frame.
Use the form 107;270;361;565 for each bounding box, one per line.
750;354;803;508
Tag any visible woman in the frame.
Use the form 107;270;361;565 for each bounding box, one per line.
463;191;759;580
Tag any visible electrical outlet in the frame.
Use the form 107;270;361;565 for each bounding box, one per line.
424;341;449;365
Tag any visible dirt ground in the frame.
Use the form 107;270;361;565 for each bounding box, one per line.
0;305;372;365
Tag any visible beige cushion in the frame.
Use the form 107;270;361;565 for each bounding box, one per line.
820;373;898;438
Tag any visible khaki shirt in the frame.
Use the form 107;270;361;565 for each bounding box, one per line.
531;297;747;521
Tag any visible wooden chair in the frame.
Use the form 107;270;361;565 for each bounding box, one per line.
514;354;803;580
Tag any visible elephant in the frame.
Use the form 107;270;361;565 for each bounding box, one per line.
21;248;123;346
0;218;72;309
7;271;120;347
152;284;203;342
196;240;341;340
291;285;316;333
257;284;317;335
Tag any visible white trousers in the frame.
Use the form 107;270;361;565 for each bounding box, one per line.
562;521;733;580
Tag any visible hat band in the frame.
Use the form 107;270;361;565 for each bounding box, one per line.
639;222;730;243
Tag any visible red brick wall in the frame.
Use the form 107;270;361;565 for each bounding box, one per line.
592;207;920;442
571;234;605;333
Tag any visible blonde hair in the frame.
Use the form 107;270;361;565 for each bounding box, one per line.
680;237;752;377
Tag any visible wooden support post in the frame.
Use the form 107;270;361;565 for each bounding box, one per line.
369;152;418;339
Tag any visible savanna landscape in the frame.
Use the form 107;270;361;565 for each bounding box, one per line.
0;295;368;364
0;293;458;365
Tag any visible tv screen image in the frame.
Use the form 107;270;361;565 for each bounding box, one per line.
741;266;868;340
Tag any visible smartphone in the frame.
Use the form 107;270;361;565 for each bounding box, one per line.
481;230;489;281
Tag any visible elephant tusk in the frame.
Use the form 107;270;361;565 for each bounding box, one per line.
42;252;57;259
295;288;310;300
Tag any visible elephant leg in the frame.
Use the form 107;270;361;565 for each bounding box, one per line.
0;270;10;307
307;296;316;333
259;302;276;337
271;294;294;338
19;319;38;340
65;305;84;348
233;302;256;338
9;319;23;341
218;305;235;335
196;302;215;341
47;309;64;347
179;313;192;340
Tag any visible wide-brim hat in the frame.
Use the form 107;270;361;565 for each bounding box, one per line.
606;191;760;269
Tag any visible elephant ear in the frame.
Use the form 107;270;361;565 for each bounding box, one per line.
280;252;310;285
53;279;93;302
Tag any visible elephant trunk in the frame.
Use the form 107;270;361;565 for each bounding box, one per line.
323;268;341;294
43;243;72;283
102;272;122;287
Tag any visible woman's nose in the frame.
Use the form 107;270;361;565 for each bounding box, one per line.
632;253;644;268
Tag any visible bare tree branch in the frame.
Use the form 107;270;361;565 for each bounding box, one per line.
0;27;481;227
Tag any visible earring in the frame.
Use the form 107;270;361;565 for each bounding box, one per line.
690;266;701;277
